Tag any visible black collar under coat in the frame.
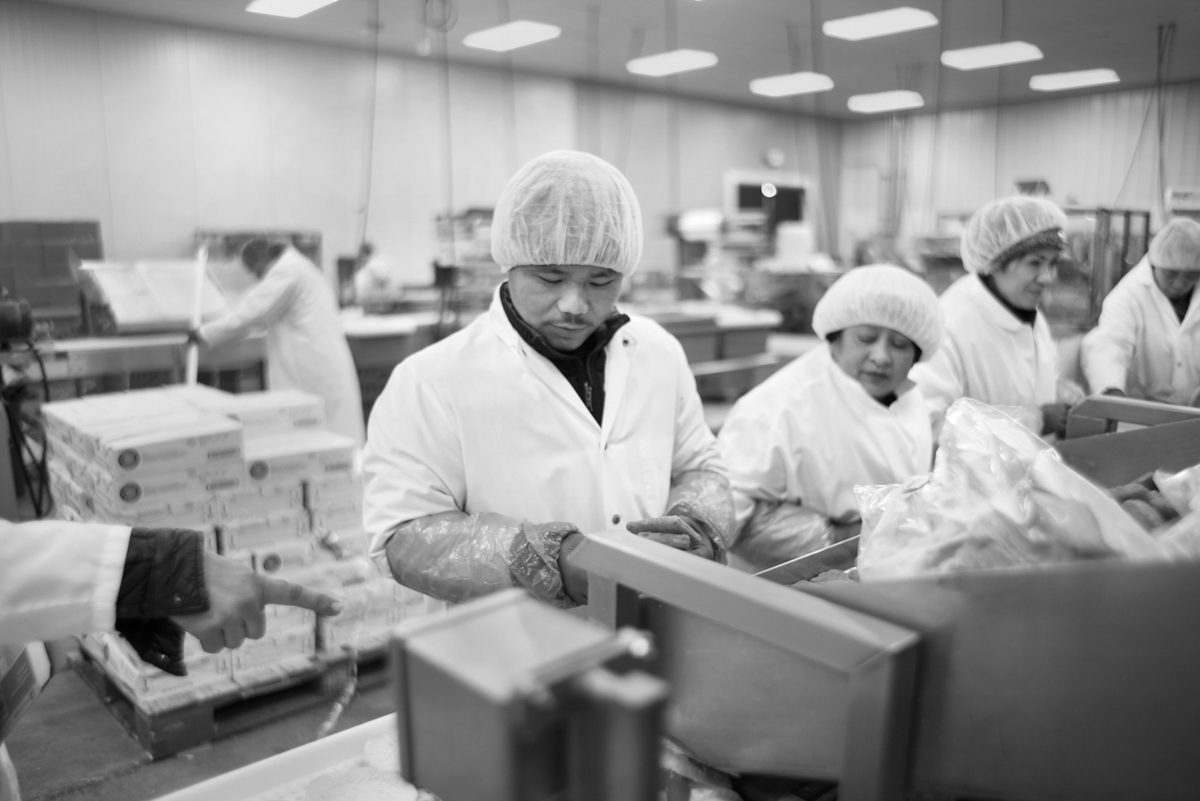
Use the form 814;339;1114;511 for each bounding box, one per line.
499;282;631;424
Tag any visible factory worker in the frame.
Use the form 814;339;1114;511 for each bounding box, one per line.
0;520;341;801
1081;218;1200;404
718;265;943;570
353;242;404;306
195;239;365;445
363;150;733;608
911;196;1072;438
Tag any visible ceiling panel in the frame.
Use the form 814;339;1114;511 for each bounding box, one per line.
29;0;1200;119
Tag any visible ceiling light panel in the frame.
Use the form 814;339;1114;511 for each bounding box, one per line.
750;71;834;98
847;90;925;114
626;49;718;78
1030;68;1120;92
823;7;938;41
462;20;562;52
246;0;339;19
941;41;1043;71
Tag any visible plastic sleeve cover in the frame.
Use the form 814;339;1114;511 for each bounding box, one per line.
383;511;578;608
730;500;835;572
665;469;736;555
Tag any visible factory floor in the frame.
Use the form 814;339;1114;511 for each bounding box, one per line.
6;668;394;801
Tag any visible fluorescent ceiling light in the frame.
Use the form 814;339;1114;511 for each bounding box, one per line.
750;71;834;98
626;49;718;77
462;20;562;52
847;89;925;114
941;41;1043;71
1030;68;1120;92
246;0;338;18
823;7;938;41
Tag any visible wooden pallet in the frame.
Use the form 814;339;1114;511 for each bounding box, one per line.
77;647;390;760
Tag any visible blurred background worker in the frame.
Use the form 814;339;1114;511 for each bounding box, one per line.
718;265;943;571
911;196;1078;439
1082;218;1200;405
352;242;404;307
195;239;365;446
363;151;733;609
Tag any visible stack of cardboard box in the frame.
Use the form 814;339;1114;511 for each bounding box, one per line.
47;385;426;708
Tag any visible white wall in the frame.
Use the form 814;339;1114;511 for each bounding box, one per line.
0;0;843;286
839;82;1200;255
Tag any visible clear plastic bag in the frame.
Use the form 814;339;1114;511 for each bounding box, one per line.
855;398;1167;581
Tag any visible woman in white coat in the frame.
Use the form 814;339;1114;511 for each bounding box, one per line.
1082;218;1200;403
910;196;1072;438
197;240;365;445
718;265;943;570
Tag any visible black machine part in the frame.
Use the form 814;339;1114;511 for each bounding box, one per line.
0;295;34;343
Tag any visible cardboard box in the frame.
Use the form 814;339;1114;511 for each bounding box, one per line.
207;480;305;523
232;539;316;575
89;460;243;509
216;509;310;553
244;431;356;485
182;389;325;441
89;410;243;477
311;501;363;534
90;495;210;529
229;626;316;672
83;633;234;703
304;474;363;508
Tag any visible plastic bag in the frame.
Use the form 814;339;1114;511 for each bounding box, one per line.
855;398;1166;581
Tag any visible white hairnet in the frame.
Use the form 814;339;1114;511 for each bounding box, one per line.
960;196;1068;275
491;150;643;276
812;264;944;361
1149;218;1200;271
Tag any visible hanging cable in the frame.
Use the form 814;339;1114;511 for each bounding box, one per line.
614;27;645;174
496;0;519;175
1155;22;1176;220
665;0;680;215
356;0;382;250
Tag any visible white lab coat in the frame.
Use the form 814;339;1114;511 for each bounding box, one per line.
353;255;403;304
718;345;933;531
0;520;130;645
1081;257;1200;403
201;247;365;446
363;289;724;561
910;274;1057;434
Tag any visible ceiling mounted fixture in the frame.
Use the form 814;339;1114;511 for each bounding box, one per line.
463;20;562;52
245;0;339;18
823;7;938;41
941;41;1043;71
626;49;719;77
750;71;834;98
1030;68;1120;92
847;90;925;114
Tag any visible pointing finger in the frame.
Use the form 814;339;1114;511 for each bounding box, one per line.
258;575;343;616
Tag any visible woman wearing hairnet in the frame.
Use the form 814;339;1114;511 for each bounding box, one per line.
194;239;364;445
717;265;942;570
362;151;733;609
1081;218;1200;404
911;196;1073;438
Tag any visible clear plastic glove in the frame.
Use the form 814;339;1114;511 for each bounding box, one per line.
172;551;343;654
729;500;839;572
661;470;736;558
1039;402;1071;437
626;515;714;559
385;512;580;608
558;532;589;605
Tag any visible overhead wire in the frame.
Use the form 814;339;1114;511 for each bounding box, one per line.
356;0;382;250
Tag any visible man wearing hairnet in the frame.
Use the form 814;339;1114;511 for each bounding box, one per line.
911;196;1076;438
1081;218;1200;404
718;265;943;570
362;151;734;608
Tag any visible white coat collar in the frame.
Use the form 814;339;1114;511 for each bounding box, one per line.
817;344;918;407
1129;256;1200;331
962;274;1031;334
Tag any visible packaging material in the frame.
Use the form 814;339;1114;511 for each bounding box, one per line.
305;474;364;509
180;389;325;441
243;431;356;485
855;398;1170;581
82;633;235;708
89;460;244;509
207;480;305;523
217;509;311;553
88;410;243;477
243;539;316;575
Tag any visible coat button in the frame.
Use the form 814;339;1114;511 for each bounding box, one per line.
612;514;621;525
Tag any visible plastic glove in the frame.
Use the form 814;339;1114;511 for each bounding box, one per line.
729;500;838;571
661;470;736;558
626;515;715;559
172;551;343;654
1039;402;1071;438
558;531;589;606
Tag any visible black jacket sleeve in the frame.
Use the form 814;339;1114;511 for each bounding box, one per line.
113;528;210;677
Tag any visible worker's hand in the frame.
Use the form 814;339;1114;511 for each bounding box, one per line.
558;531;589;606
171;551;342;654
626;515;716;560
1102;387;1127;397
1039;402;1071;438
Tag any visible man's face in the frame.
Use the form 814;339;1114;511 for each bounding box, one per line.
507;265;624;351
1153;266;1200;300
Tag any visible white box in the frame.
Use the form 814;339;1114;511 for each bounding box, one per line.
89;461;243;509
89;410;243;477
240;540;316;575
183;389;325;441
90;495;211;529
217;509;311;553
244;431;356;485
304;474;363;509
206;480;305;523
230;626;316;672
